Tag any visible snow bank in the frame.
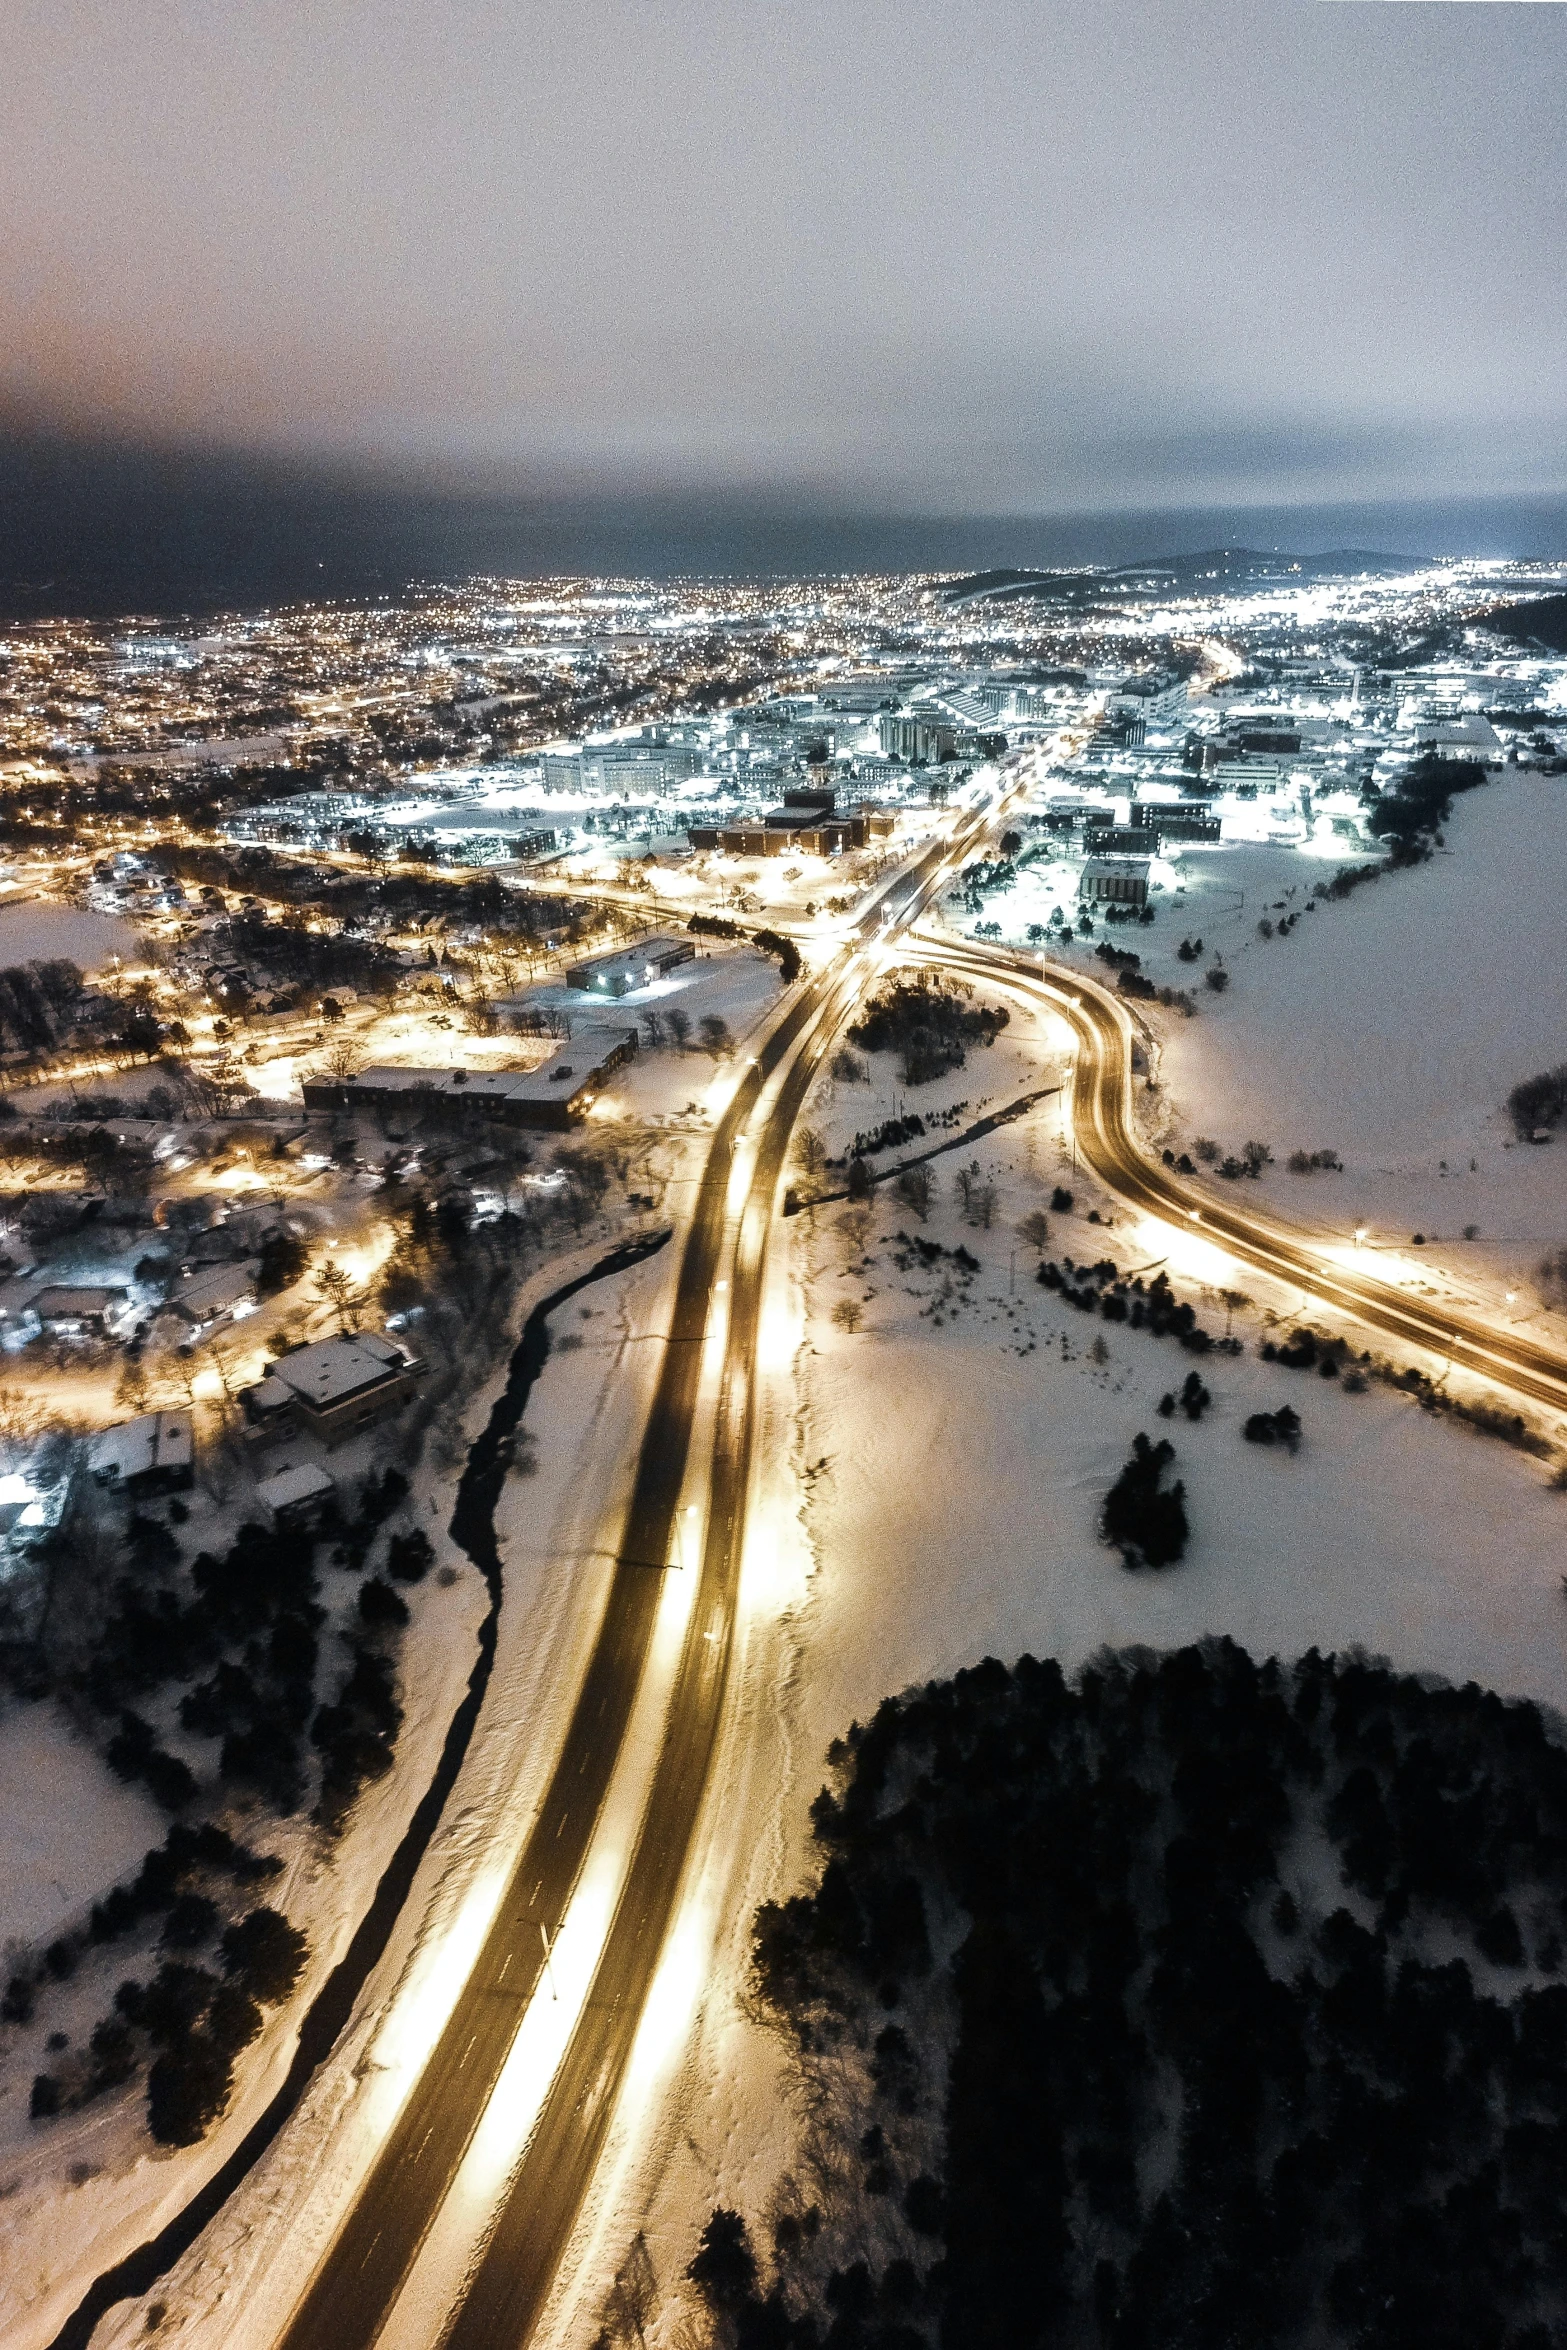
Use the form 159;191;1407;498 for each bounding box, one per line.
0;1707;163;1951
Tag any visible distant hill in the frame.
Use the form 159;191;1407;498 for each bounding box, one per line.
1112;545;1419;584
939;546;1419;605
938;567;1094;605
1478;592;1567;654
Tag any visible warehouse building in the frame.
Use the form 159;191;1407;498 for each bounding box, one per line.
565;935;695;996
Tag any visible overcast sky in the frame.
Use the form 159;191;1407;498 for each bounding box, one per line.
3;0;1564;517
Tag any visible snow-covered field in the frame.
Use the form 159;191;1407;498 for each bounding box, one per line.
0;901;146;973
0;1708;163;1949
541;942;1567;2349
1152;771;1567;1301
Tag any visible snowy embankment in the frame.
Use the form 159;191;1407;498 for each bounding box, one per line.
537;954;1567;2350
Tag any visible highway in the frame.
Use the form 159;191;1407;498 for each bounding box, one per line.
273;790;1009;2350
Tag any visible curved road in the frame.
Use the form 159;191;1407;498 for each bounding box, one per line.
936;937;1567;1419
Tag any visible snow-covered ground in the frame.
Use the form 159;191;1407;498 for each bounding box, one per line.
934;768;1567;1316
535;951;1567;2350
25;814;1567;2347
0;1707;164;1949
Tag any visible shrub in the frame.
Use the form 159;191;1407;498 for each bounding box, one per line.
219;1719;304;1813
255;1227;308;1296
1101;1434;1189;1568
358;1577;409;1630
753;927;802;984
147;2035;234;2146
205;1983;264;2057
386;1529;435;1584
1243;1406;1302;1453
687;2210;758;2316
160;1893;219;1951
1508;1063;1567;1140
3;1974;36;2024
1158;1371;1211;1422
360;1466;409;1526
117;1963;218;2044
87;2015;138;2093
221;1908;307;2005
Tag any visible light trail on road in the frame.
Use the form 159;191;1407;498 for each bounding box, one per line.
270;785;1015;2350
934;938;1567;1422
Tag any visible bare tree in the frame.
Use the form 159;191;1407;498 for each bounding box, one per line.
836;1206;871;1262
318;1037;365;1086
956;1160;996;1227
1536;1247;1567;1313
665;1007;692;1052
896;1162;933;1220
1017;1208;1052;1252
598;2234;658;2349
793;1126;828;1187
181;1054;256;1120
312;1259;365;1333
0;1383;48;1472
831;1298;863;1333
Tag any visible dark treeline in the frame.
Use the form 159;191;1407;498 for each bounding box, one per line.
1036;1254;1237;1357
152;839;586;938
711;1641;1567;2350
1366;754;1491;864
